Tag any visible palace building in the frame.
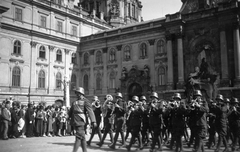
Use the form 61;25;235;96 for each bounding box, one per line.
0;0;240;106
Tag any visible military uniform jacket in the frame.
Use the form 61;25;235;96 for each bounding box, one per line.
228;107;240;128
170;106;187;128
129;107;143;127
113;100;126;119
191;101;209;128
149;102;163;125
214;105;228;128
69;97;96;127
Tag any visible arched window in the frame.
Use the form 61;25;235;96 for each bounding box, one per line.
96;73;102;90
83;74;89;90
158;67;166;86
38;70;45;89
83;53;89;65
56;72;62;89
96;51;102;64
13;40;21;55
56;49;62;62
12;66;21;87
39;46;46;59
109;71;115;89
109;49;116;62
157;40;165;54
124;46;131;61
71;74;77;90
71;53;77;64
140;43;147;59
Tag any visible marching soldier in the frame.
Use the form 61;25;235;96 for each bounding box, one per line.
126;96;144;151
69;87;97;152
87;96;102;146
228;97;240;152
207;100;217;149
140;95;151;146
169;93;187;152
109;92;127;149
214;94;229;152
190;90;209;152
149;92;164;152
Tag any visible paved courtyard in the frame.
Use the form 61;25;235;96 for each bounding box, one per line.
0;134;226;152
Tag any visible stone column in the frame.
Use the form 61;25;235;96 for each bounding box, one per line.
64;49;70;107
78;52;83;87
148;39;155;89
233;23;240;86
102;47;108;94
166;34;174;89
48;45;55;94
116;45;122;90
89;50;95;95
176;32;184;88
220;26;229;86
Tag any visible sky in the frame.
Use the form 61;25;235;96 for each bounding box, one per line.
141;0;183;21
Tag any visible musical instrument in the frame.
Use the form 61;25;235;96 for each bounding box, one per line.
92;100;101;108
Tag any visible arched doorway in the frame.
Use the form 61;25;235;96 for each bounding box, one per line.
128;83;143;100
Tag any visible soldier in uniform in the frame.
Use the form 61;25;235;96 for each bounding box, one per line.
109;92;127;149
96;94;114;147
149;92;164;152
126;96;144;151
140;95;151;146
69;87;97;152
190;90;209;152
214;94;229;152
228;97;240;152
207;100;217;149
169;93;187;152
87;96;102;146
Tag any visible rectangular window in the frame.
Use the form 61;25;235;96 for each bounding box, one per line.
40;16;47;28
128;3;131;17
132;4;135;18
15;8;22;21
72;25;77;36
57;21;63;32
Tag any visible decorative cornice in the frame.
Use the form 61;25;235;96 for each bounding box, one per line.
30;41;38;48
36;62;48;67
49;45;55;51
9;58;24;63
53;65;65;69
148;39;155;46
102;47;108;53
94;66;103;70
89;50;95;55
116;45;122;51
107;64;118;69
65;49;70;54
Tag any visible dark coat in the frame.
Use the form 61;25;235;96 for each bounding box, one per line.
69;97;96;127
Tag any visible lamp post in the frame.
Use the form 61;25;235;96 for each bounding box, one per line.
62;76;70;108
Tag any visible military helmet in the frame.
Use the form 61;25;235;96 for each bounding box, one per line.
173;93;181;100
150;92;158;99
75;87;85;95
193;90;202;97
216;94;224;101
140;96;146;101
116;92;123;98
231;97;239;104
93;96;98;101
224;98;230;103
132;96;139;102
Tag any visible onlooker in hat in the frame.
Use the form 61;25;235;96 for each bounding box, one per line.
46;105;54;137
69;87;97;152
35;105;45;137
214;94;229;152
1;101;11;140
25;101;35;137
10;101;21;138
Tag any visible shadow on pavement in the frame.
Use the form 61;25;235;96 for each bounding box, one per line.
50;142;74;146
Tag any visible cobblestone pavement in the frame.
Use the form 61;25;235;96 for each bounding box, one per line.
0;134;224;152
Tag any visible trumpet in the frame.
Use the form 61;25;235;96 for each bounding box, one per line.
92;100;101;108
189;98;198;110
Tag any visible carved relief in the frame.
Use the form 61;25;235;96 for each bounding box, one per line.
109;0;120;16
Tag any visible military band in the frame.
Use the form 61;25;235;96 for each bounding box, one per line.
77;89;240;152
